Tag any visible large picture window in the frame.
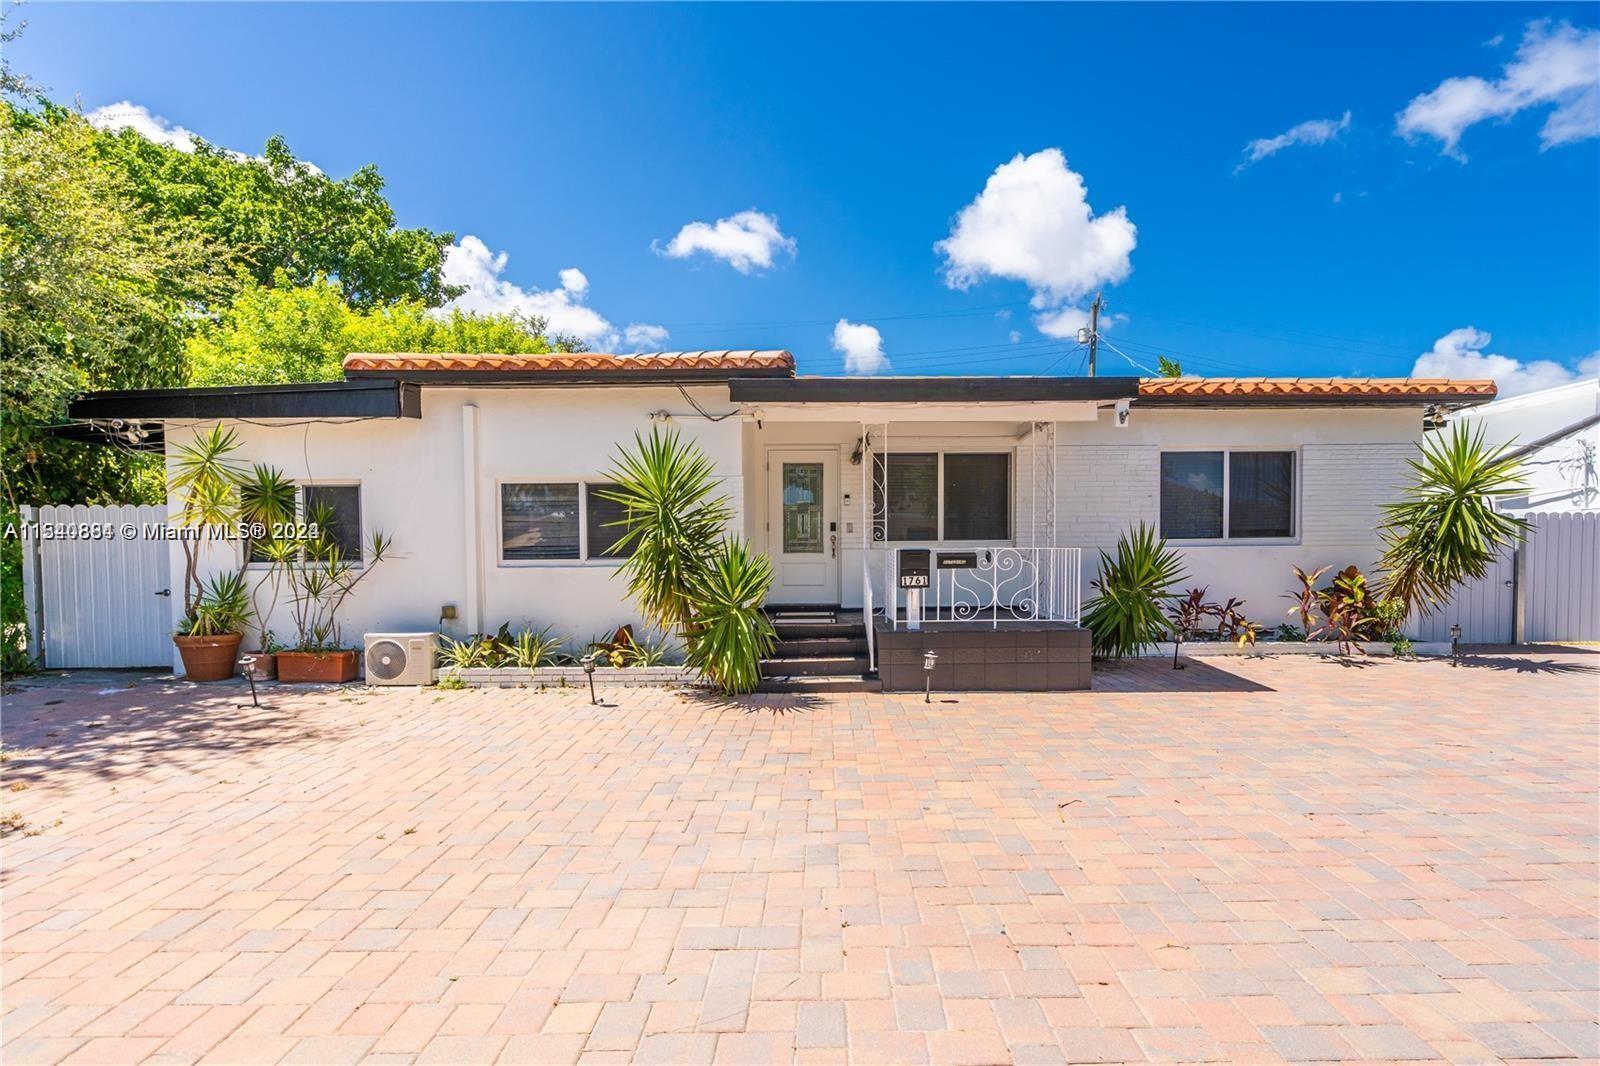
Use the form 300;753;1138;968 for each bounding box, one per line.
873;451;1010;542
1160;450;1295;540
501;481;634;563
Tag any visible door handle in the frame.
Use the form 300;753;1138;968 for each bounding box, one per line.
154;589;171;597
829;533;838;558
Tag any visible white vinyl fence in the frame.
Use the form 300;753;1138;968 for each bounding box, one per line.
1413;510;1600;645
19;504;174;669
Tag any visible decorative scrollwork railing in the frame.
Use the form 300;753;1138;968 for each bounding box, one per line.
882;546;1082;629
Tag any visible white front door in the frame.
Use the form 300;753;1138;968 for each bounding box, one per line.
767;449;838;605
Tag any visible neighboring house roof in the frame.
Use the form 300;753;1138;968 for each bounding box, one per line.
343;350;796;382
1135;377;1496;406
728;376;1140;404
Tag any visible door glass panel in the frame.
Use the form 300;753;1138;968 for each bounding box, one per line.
782;462;824;553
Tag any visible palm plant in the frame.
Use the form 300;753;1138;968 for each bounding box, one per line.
1082;524;1186;660
178;572;252;638
683;539;777;694
1377;423;1529;615
599;428;732;632
281;501;393;651
169;426;246;622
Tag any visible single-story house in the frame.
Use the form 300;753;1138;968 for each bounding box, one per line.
68;351;1495;689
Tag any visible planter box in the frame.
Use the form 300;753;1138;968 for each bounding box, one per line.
174;633;243;682
436;665;695;689
1142;640;1451;659
277;650;360;683
242;652;277;681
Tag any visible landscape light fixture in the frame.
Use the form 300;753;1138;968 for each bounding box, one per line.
922;649;938;703
1449;623;1462;666
581;653;599;704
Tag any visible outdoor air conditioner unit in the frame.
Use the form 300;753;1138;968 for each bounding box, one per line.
363;632;438;686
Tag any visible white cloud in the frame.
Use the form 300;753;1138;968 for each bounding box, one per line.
1008;330;1022;344
1236;111;1352;171
441;236;667;352
86;101;201;152
623;323;671;351
1033;306;1090;340
1411;327;1599;397
831;319;889;375
85;99;323;174
1397;20;1600;158
655;210;796;273
937;149;1136;338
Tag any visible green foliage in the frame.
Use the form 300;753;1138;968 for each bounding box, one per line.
186;275;564;387
602;430;775;694
512;626;565;670
278;507;393;652
178;572;251;637
1157;355;1183;378
601;428;734;633
1377;423;1530;615
1082;524;1186;659
683;539;777;695
439;634;491;672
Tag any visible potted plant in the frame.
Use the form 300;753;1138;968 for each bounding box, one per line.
167;428;295;681
276;501;393;683
174;573;252;681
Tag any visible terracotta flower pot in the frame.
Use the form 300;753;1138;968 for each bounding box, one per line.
276;649;359;684
174;633;244;682
242;652;278;681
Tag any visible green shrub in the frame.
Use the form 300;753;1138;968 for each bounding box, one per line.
1082;524;1186;660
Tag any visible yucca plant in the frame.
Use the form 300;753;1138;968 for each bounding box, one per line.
512;626;564;669
178;572;252;638
169;426;246;622
600;428;732;633
1377;423;1529;615
1082;523;1187;660
683;539;777;694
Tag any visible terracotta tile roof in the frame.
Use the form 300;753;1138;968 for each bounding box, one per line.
1137;377;1497;402
343;350;794;374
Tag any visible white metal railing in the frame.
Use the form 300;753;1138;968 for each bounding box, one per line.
882;546;1082;629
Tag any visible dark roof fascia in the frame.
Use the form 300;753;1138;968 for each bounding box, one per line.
1133;393;1493;409
67;380;421;421
343;366;794;386
727;376;1142;404
42;421;166;451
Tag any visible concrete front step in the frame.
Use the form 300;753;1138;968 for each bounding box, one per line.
756;674;882;694
773;636;869;658
759;654;871;678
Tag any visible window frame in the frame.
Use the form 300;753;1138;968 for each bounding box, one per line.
872;448;1015;544
496;478;632;567
1159;447;1299;544
245;480;364;568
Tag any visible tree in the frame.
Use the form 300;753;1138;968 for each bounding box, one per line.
1157;355;1183;378
186;276;562;386
1376;422;1529;615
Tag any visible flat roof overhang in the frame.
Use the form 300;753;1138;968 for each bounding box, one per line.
66;380;422;421
728;375;1141;405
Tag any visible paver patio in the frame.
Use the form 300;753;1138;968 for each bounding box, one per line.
2;649;1597;1064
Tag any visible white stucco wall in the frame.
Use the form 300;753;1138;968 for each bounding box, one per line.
169;387;1436;666
167;385;742;667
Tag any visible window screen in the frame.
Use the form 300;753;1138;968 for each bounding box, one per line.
585;483;633;559
873;453;938;541
1228;452;1294;538
1160;452;1224;539
943;454;1010;540
502;483;579;560
301;485;363;561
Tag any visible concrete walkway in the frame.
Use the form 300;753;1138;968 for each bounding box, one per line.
3;650;1596;1063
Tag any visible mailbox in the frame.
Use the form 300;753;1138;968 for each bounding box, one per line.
898;548;931;588
937;551;977;570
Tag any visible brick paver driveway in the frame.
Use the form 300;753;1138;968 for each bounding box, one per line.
3;649;1597;1064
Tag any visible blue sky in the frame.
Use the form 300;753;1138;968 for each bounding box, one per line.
15;3;1600;390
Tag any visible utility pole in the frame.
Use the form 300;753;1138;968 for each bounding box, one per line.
1086;292;1102;377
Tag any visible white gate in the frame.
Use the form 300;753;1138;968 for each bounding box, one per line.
20;504;173;668
1413;510;1600;644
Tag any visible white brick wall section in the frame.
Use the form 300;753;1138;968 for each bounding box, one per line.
1300;443;1414;543
1055;444;1160;549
